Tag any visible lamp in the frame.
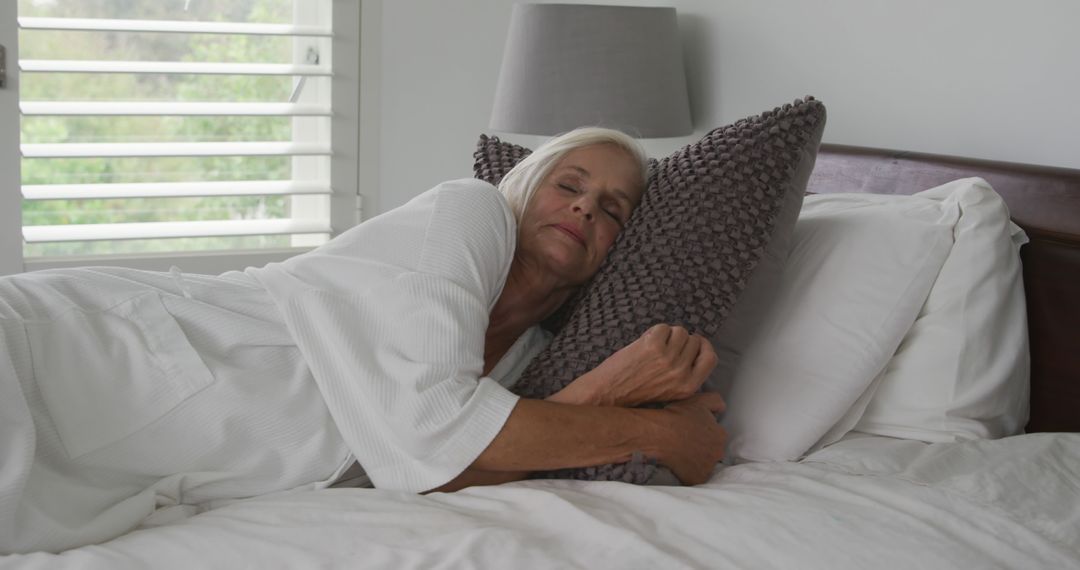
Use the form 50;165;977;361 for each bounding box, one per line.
490;3;692;137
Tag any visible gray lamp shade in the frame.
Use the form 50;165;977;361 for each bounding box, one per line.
490;3;692;138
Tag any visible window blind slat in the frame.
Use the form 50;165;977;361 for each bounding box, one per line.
21;141;331;158
23;180;332;200
20;102;331;116
24;219;332;243
19;60;329;76
18;17;332;37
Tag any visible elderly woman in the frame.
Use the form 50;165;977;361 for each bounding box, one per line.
0;128;726;554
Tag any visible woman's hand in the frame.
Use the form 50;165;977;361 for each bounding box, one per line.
648;392;728;485
549;324;719;407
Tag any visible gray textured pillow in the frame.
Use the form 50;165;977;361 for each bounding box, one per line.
474;97;826;484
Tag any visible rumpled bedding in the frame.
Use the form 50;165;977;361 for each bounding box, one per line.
4;433;1077;569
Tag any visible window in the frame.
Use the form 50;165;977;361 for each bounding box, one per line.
1;0;359;275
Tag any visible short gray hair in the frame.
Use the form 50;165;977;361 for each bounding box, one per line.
497;127;649;222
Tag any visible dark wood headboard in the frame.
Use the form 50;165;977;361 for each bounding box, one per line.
808;144;1080;433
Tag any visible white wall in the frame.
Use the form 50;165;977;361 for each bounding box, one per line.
370;0;1080;214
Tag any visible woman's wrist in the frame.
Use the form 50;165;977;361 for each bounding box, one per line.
626;407;670;462
545;371;616;406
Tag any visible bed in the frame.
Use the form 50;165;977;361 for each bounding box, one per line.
3;145;1078;569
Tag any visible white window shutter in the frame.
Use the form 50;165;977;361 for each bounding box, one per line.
14;1;358;273
0;2;21;276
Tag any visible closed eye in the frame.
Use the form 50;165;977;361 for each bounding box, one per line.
604;209;630;226
602;203;626;226
558;183;579;194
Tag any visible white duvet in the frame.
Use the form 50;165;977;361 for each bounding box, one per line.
4;432;1077;569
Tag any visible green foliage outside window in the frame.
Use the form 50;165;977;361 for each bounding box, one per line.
19;0;314;257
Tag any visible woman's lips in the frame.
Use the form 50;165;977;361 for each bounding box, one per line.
553;223;586;247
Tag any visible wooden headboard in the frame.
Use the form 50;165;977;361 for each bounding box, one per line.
808;144;1080;434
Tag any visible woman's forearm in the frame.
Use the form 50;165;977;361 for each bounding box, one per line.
429;397;648;492
544;373;611;405
468;398;664;473
430;392;727;492
425;468;529;493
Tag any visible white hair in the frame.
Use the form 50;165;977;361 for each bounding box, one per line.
497;127;649;222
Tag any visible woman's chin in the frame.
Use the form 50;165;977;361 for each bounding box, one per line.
539;250;591;285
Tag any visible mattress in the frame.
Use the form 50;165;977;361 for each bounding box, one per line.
5;432;1077;569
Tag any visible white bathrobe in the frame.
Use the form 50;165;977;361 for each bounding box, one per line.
0;179;549;554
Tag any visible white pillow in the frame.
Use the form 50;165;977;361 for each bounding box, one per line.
717;191;959;463
850;178;1030;443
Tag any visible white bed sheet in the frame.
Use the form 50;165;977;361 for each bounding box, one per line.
4;433;1078;569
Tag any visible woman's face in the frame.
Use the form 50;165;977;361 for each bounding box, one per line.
518;143;644;286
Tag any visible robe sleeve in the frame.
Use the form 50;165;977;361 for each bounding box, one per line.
252;179;520;492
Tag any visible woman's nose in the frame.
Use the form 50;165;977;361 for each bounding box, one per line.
572;198;595;221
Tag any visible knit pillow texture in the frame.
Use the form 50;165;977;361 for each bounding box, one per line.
474;97;827;484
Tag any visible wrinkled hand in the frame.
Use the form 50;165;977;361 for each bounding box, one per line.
575;324;719;407
651;392;728;485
